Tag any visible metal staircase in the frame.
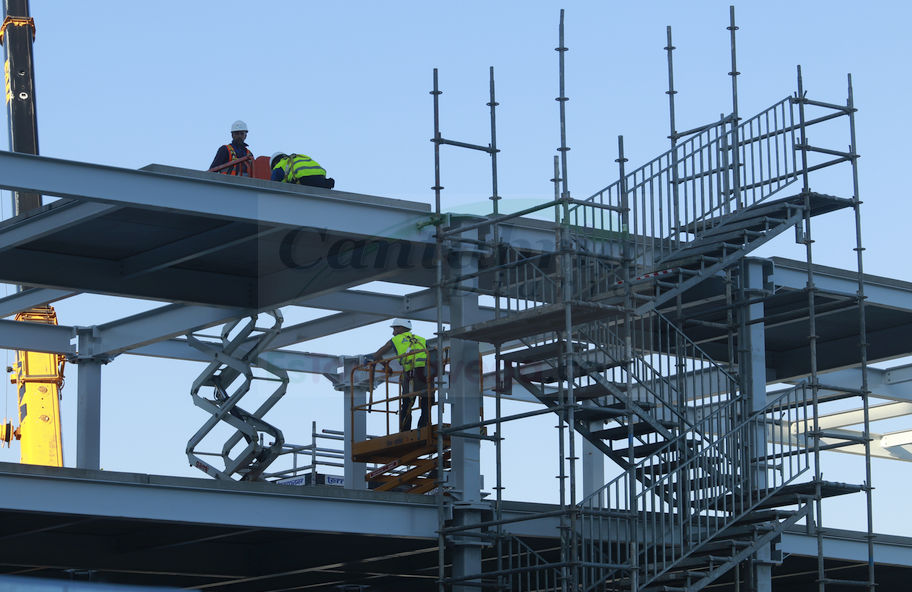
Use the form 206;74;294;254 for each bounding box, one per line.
185;310;289;481
437;57;871;592
431;10;873;591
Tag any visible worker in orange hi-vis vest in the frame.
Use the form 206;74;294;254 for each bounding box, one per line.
208;120;254;176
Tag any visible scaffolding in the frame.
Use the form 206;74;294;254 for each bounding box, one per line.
432;8;874;592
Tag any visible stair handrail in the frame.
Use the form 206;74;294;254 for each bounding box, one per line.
572;96;799;248
573;310;738;431
578;381;813;588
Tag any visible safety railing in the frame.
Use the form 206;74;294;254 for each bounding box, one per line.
443;532;565;592
578;97;800;269
449;238;562;319
350;347;445;441
568;309;737;450
262;422;346;485
578;382;813;589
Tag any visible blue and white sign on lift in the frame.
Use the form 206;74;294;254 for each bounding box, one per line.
277;474;345;487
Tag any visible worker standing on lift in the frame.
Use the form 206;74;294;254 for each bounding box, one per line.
209;120;253;176
269;151;335;189
371;319;432;432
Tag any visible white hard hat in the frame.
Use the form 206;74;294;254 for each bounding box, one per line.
390;318;412;330
231;120;248;133
270;151;286;168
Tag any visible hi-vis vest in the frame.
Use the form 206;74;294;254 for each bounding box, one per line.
391;332;427;371
224;144;253;176
274;154;326;182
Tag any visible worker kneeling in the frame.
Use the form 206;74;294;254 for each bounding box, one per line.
372;318;434;433
270;152;335;189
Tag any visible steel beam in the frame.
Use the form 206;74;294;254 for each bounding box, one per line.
0;316;72;354
302;288;445;323
267;312;384;348
120;223;282;279
880;429;912;449
884;363;912;385
0;248;256;308
772;257;912;311
796;367;912;403
817;401;912;430
0;153;437;244
0;201;119;253
0;287;75;318
773;323;912;381
0;464;439;538
94;303;252;356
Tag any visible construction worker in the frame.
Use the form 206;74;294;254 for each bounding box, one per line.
269;152;336;189
209;120;253;176
371;318;432;432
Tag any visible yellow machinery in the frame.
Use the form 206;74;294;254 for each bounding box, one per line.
0;306;65;466
0;5;65;467
351;348;449;494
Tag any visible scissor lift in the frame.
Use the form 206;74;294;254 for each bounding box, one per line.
186;310;289;481
351;350;449;494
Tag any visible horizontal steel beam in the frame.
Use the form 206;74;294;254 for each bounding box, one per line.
0;464;559;539
120;223;282;279
95;303;253;356
0;317;73;355
0;200;119;254
0;464;438;538
772;257;912;311
0;287;76;318
0;152;437;245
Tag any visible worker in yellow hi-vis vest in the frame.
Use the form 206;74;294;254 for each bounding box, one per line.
269;151;336;189
371;318;432;432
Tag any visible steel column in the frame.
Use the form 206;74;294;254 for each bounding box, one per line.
70;327;111;470
448;226;484;592
581;418;605;504
342;356;367;490
743;258;772;592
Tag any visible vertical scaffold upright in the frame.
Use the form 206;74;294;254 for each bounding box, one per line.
433;8;874;591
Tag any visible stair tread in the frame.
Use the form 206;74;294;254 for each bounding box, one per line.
572;382;629;399
447;301;622;344
692;214;788;238
659;193;852;271
574;406;628;422
593;419;676;441
520;357;624;384
642;554;734;573
536;383;632;404
677;192;848;235
627;438;697;458
500;341;584;364
679;228;764;252
732;480;862;511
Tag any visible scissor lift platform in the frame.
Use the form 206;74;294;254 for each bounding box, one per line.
353;424;450;494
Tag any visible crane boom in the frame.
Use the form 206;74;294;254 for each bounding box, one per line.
2;0;40;213
2;307;64;465
0;2;66;466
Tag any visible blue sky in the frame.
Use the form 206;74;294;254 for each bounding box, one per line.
1;1;909;535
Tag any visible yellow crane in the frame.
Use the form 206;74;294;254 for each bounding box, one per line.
1;307;65;466
0;4;66;466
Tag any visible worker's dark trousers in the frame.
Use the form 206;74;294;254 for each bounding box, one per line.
295;176;335;189
399;367;432;432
